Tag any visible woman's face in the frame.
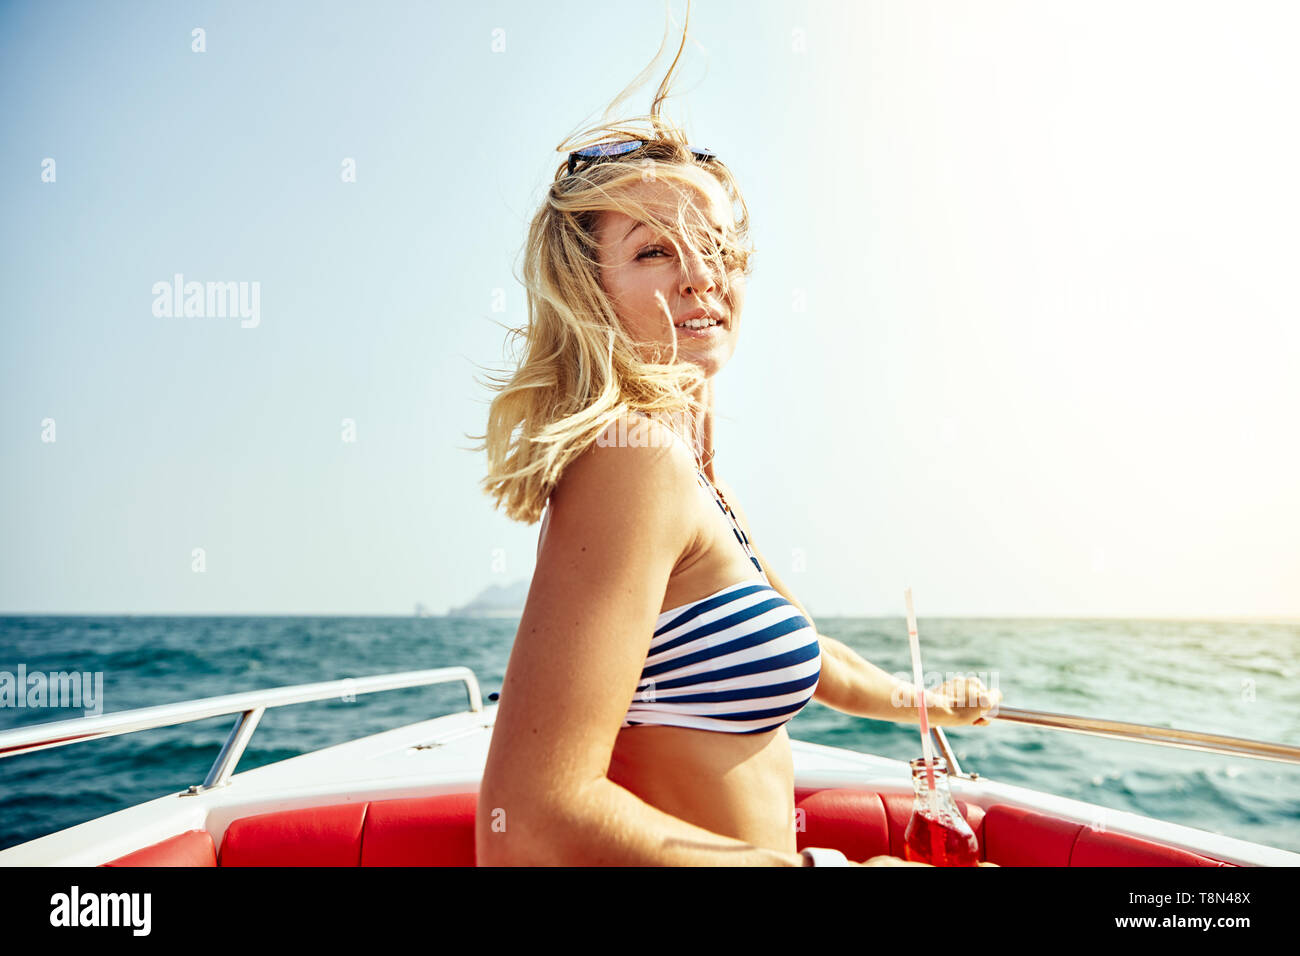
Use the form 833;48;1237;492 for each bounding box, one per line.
594;177;745;378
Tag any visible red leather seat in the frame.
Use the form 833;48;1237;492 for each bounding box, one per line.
982;803;1233;866
981;804;1082;866
219;801;367;867
207;793;478;866
101;829;217;867
99;789;1237;866
360;793;477;866
793;787;892;861
1072;824;1229;867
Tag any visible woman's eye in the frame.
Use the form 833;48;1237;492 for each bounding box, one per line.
636;240;730;261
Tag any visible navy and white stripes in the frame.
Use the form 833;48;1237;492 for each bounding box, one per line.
622;580;822;734
621;469;821;735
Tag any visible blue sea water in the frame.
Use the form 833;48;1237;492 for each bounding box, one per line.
1;615;1298;854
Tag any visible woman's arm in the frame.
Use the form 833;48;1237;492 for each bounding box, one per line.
812;632;944;723
763;561;1000;725
477;421;806;866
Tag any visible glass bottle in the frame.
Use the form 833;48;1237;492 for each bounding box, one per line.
903;756;981;866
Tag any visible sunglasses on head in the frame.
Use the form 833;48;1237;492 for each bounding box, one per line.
566;139;717;177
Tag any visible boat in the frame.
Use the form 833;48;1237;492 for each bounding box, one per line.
1;666;1296;867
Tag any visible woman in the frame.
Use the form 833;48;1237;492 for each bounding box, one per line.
473;48;1002;868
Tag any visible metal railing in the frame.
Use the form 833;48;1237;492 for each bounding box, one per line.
4;669;1295;796
0;668;482;794
929;705;1300;780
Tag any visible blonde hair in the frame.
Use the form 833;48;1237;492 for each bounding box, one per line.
469;2;756;524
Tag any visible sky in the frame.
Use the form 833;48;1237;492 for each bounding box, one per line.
1;0;1296;618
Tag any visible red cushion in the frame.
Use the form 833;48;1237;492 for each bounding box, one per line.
983;804;1083;866
793;788;891;863
219;801;367;867
102;829;217;867
1072;826;1230;867
983;804;1236;866
361;793;477;866
99;789;1239;867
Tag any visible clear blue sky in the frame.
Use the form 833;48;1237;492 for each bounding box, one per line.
2;0;1297;617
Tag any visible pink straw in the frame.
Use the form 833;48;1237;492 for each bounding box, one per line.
904;587;936;792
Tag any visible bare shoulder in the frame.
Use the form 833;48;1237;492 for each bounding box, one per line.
537;413;700;560
552;413;699;514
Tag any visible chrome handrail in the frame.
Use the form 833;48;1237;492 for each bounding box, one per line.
930;726;964;777
950;705;1300;768
0;668;482;794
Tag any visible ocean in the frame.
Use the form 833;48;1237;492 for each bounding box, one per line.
1;615;1297;854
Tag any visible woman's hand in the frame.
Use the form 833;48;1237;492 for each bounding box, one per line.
925;676;1003;727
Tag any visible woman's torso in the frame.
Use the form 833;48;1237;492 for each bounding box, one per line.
539;445;806;853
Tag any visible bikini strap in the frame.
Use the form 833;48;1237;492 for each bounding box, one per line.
696;470;769;583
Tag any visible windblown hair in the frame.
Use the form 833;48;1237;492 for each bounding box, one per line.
469;3;755;524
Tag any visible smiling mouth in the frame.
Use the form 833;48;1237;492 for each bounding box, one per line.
675;317;723;330
673;307;726;330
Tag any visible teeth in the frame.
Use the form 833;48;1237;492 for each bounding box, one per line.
677;318;719;329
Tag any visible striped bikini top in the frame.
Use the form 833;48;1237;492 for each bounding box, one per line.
621;469;822;735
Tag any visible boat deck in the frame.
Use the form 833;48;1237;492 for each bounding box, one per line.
3;704;1296;867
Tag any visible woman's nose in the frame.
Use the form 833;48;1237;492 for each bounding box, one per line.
680;246;719;297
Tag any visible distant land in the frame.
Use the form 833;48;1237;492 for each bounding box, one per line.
442;578;531;618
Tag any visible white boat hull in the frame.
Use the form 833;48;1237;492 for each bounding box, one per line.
2;705;1294;866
